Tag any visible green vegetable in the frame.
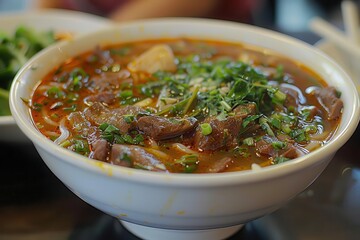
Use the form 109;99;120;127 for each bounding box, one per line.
175;154;199;173
200;123;212;135
99;123;144;146
243;137;254;146
273;156;290;164
0;26;56;116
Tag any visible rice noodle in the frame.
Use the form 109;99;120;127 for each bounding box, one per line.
310;131;330;140
41;108;59;127
54;118;70;145
251;163;262;170
44;131;60;137
145;148;170;161
305;141;323;151
147;138;159;149
171;143;197;154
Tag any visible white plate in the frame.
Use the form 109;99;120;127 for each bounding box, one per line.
315;39;360;89
0;9;112;143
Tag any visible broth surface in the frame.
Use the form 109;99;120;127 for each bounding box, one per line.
30;38;343;173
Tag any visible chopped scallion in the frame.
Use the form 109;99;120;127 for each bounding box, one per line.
200;123;212;136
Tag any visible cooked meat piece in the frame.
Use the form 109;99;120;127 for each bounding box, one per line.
277;134;295;143
137;116;198;140
68;112;110;161
315;86;343;120
194;103;260;151
84;102;145;134
127;44;177;73
109;144;167;172
90;139;110;162
90;70;132;91
194;115;243;151
233;102;257;118
68;112;100;143
279;145;298;159
84;92;116;105
206;157;232;173
255;138;299;159
255;139;276;156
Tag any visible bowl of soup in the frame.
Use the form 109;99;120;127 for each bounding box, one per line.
9;18;360;240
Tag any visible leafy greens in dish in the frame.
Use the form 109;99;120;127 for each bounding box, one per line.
0;26;56;115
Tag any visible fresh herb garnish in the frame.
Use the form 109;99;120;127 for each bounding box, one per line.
99;123;144;145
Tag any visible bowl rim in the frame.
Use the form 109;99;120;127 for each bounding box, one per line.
10;17;360;187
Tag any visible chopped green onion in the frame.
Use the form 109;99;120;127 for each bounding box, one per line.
259;117;275;137
200;123;212;136
123;114;135;123
73;139;89;154
46;86;65;99
119;90;133;99
220;100;232;111
175;154;199;173
243;137;254;146
176;154;199;164
272;141;287;150
273;156;290;164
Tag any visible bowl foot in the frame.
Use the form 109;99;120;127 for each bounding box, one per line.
120;220;243;240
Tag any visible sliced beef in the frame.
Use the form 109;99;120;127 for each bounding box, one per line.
194;103;259;152
315;86;343;120
68;112;100;143
194;115;243;151
255;139;276;157
84;102;145;134
137;116;198;140
90;139;110;162
90;70;132;92
84;92;116;105
68;112;109;161
279;145;298;159
255;137;299;159
109;144;167;172
205;157;233;173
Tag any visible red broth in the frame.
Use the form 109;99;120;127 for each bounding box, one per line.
30;38;342;173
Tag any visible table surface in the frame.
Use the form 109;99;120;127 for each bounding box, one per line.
1;30;359;240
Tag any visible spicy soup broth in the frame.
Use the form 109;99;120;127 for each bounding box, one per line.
30;38;342;173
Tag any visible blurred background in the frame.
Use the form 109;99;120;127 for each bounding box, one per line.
0;0;351;42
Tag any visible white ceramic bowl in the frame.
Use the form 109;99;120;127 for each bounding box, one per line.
0;9;112;143
9;18;360;240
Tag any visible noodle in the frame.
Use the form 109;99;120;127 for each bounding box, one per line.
54;118;70;145
41;108;60;127
171;143;197;154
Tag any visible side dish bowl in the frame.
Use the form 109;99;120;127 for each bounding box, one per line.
10;18;360;240
0;9;111;143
